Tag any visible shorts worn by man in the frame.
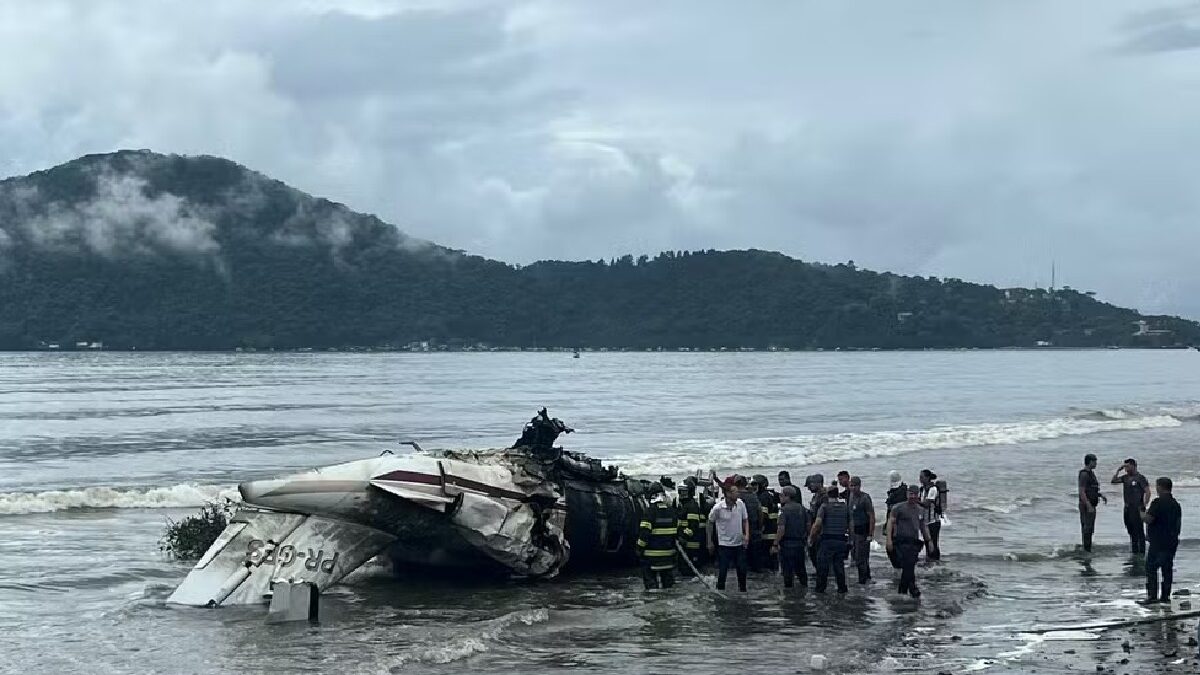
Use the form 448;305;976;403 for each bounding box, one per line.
887;485;932;599
773;486;811;588
708;485;750;592
1142;477;1182;604
1112;458;1151;555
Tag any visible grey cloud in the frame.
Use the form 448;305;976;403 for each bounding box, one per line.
1117;3;1200;53
2;1;1200;318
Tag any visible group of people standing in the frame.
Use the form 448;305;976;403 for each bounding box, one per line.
636;468;948;599
1078;454;1183;604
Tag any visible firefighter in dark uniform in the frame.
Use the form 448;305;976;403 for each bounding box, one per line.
687;475;714;565
675;481;706;576
638;482;687;589
753;474;780;571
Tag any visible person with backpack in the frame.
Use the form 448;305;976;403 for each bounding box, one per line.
919;469;944;561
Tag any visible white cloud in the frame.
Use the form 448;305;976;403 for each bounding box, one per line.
18;172;219;257
1;0;1199;317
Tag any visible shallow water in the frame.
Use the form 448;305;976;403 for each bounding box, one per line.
1;350;1199;674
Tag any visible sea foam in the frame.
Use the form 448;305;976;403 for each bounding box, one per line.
609;413;1184;476
0;483;238;515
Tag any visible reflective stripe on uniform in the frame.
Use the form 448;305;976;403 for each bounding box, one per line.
651;527;677;536
643;549;674;557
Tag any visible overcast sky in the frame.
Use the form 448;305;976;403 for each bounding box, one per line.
2;1;1199;318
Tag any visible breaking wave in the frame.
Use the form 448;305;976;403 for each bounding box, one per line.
1075;402;1200;422
0;483;238;515
370;608;550;672
612;413;1184;475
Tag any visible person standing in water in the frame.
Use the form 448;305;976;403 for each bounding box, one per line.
919;469;942;561
809;485;851;594
773;485;811;588
1142;477;1182;604
1112;458;1151;556
887;485;933;599
708;482;750;592
846;476;876;584
1077;454;1107;552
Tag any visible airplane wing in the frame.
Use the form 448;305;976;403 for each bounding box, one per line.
166;508;395;607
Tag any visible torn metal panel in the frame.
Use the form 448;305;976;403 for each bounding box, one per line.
167;508;394;607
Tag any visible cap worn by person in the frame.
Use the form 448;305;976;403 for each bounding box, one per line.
906;484;920;495
888;470;903;489
752;474;769;488
850;476;862;487
781;485;798;499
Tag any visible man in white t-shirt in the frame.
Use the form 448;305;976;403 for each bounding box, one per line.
708;482;750;592
919;469;941;561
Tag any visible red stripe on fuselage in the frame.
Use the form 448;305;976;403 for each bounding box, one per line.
375;470;440;485
372;469;538;502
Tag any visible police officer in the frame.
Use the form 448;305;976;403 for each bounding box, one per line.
753;474;779;571
735;475;765;572
804;474;828;570
637;483;686;589
809;485;851;594
773;485;811;588
675;481;706;576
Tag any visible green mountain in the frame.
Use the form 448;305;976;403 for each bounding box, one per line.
0;150;1196;351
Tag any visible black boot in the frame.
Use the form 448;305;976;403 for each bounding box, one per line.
1082;533;1092;553
1160;582;1172;604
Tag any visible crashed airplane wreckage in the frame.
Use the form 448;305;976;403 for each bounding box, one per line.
168;409;674;608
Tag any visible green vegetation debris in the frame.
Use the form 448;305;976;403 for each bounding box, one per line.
159;500;233;561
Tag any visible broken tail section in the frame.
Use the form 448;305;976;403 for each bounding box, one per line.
166;508;395;607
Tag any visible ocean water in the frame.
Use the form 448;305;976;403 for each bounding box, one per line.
1;350;1199;674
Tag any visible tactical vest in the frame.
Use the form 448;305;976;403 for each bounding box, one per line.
638;502;680;570
819;500;850;541
1080;469;1100;505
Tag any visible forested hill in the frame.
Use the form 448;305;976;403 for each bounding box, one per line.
0;150;1197;351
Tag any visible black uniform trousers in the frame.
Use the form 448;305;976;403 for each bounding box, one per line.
1146;542;1177;601
779;540;808;588
642;564;675;590
1123;505;1146;555
1078;502;1097;552
814;537;849;593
